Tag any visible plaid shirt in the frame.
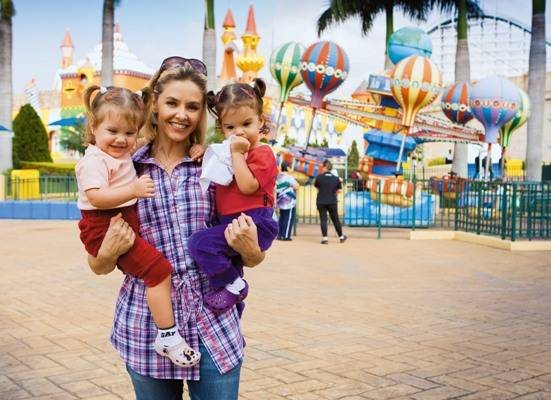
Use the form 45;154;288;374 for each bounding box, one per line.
110;144;244;380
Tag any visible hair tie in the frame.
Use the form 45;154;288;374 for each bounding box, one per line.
100;86;107;94
240;86;255;99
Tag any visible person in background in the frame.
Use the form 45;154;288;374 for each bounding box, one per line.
276;161;299;241
314;159;347;245
445;149;453;164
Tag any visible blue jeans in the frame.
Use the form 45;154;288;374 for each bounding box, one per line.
126;341;242;400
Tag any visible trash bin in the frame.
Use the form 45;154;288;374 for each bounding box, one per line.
11;169;40;200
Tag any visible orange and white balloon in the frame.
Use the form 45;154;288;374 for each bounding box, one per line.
390;55;442;128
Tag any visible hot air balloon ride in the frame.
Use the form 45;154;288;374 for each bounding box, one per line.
441;82;473;125
269;41;305;143
470;76;522;179
300;40;349;152
387;27;432;65
390;55;443;172
499;88;530;176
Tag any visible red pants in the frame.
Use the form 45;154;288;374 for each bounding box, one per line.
79;206;171;287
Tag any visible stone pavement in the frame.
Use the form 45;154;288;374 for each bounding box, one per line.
1;220;551;400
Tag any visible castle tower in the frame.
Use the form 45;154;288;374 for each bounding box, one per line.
219;9;238;84
60;30;74;69
236;5;264;83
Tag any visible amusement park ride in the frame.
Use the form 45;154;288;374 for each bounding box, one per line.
266;27;531;223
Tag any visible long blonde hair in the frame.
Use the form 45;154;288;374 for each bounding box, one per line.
141;65;208;155
82;85;150;145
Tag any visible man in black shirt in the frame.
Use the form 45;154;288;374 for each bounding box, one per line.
314;160;347;244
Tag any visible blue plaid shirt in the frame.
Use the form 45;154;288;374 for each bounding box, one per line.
110;144;244;380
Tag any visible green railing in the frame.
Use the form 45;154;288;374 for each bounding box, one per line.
3;174;549;241
3;175;78;201
295;178;551;241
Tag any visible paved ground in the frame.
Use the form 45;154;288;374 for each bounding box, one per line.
1;220;551;400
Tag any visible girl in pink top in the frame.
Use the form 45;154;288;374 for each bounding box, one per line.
76;85;202;368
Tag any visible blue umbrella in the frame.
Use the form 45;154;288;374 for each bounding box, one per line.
48;116;86;127
0;124;10;131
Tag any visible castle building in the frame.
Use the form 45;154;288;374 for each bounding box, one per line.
235;5;264;84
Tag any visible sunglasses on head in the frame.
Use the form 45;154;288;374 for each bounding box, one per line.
159;56;207;76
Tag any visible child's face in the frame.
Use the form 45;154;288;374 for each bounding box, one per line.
92;111;138;159
220;106;264;147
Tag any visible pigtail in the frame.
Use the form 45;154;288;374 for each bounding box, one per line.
252;78;266;99
82;85;102;145
139;87;152;109
83;85;101;116
206;90;219;119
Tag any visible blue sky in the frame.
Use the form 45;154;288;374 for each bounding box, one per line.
12;0;550;97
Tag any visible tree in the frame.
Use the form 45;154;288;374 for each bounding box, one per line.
12;104;53;163
59;124;86;156
526;0;546;181
101;0;117;87
433;0;483;178
203;0;217;91
317;0;430;69
0;0;14;172
347;140;360;171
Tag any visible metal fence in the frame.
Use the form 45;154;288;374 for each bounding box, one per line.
2;174;549;241
3;175;78;201
296;178;551;241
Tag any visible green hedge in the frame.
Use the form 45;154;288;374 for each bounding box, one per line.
19;161;76;176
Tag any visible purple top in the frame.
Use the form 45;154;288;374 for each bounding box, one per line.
110;143;244;380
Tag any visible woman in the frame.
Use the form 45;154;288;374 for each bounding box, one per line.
88;57;264;400
276;161;299;241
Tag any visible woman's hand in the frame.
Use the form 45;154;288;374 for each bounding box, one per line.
224;213;265;267
189;144;205;161
88;214;135;275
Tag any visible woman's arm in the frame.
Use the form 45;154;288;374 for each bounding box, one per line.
88;214;136;275
224;213;265;267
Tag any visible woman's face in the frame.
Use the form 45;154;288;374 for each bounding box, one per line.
153;79;204;144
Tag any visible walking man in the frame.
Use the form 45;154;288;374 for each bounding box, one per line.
314;160;347;244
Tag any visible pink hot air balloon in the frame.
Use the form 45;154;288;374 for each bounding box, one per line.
469;76;521;144
441;82;473;125
300;41;350;108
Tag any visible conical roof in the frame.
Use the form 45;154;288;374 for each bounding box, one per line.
244;5;257;35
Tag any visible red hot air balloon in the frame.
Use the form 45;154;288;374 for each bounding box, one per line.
300;41;349;149
441;82;473;125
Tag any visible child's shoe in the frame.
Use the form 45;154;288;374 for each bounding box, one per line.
154;339;201;368
203;280;249;314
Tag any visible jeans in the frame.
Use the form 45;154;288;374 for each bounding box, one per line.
126;341;242;400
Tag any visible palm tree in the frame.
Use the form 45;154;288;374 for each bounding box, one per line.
101;0;116;87
525;0;546;181
317;0;430;69
0;0;14;172
203;0;217;91
433;0;482;178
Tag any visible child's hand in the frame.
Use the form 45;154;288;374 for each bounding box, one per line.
133;174;155;198
190;144;205;161
231;136;250;154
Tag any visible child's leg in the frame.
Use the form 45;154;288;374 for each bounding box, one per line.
146;274;175;329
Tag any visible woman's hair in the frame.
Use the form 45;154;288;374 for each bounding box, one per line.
280;161;289;172
82;85;151;145
206;78;269;135
140;65;208;153
323;159;333;170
